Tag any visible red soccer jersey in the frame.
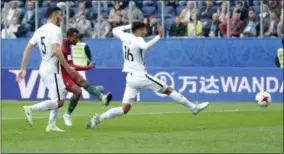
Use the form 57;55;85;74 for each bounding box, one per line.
61;39;92;72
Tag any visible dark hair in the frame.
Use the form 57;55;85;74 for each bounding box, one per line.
67;28;79;37
249;8;255;12
131;22;146;32
46;7;61;19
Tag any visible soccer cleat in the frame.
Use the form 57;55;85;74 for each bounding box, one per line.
191;102;209;115
86;114;100;129
101;92;112;106
22;106;33;127
63;113;72;127
46;124;65;132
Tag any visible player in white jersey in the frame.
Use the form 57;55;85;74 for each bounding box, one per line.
17;7;75;132
86;22;209;128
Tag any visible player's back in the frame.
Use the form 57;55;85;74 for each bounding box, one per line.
31;23;63;74
113;24;161;74
120;33;147;74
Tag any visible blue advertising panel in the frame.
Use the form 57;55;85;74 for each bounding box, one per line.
139;68;284;102
2;38;282;68
1;68;126;101
1;68;283;102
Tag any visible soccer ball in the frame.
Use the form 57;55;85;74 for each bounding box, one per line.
255;91;272;107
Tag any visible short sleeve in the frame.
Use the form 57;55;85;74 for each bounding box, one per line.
28;31;37;45
51;28;63;44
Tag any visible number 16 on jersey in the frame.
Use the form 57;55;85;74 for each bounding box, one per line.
124;46;134;61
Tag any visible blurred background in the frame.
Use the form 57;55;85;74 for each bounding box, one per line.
1;0;283;38
1;0;283;102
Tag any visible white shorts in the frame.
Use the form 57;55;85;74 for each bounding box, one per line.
39;70;66;101
122;73;167;104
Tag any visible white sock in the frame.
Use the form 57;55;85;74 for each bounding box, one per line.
31;100;58;111
99;107;124;121
169;90;195;110
48;109;60;126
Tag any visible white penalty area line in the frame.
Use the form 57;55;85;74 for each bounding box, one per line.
2;109;279;120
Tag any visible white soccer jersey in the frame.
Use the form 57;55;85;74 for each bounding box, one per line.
29;23;63;74
112;24;160;74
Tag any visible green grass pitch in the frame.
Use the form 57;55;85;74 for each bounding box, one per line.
1;101;283;153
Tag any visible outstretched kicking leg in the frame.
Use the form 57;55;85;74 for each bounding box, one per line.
164;87;208;114
86;87;208;129
144;74;209;114
86;74;208;129
76;77;112;105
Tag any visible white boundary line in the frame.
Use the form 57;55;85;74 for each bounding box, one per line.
2;109;282;120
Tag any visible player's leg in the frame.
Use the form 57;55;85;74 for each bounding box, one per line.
47;108;60;130
75;74;112;105
99;86;136;120
22;73;65;127
86;86;138;128
145;74;209;115
63;82;82;127
76;76;103;99
45;74;67;132
164;87;208;114
66;92;81;116
22;99;60;127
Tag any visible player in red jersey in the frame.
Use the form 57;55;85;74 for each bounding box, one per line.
61;28;112;126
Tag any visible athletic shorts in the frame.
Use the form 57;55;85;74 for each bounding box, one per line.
122;73;167;104
39;70;66;101
62;70;82;91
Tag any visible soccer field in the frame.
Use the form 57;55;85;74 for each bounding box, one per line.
1;101;283;153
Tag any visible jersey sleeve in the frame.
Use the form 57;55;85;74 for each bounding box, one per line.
28;30;38;45
51;28;63;45
68;61;92;71
84;45;92;62
112;24;131;40
136;35;161;51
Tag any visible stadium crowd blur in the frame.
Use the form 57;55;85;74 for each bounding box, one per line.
1;0;283;38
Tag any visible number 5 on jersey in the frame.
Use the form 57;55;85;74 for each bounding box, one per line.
40;36;46;54
124;46;134;61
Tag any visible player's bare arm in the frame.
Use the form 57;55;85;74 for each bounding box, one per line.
53;43;75;77
17;43;35;83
